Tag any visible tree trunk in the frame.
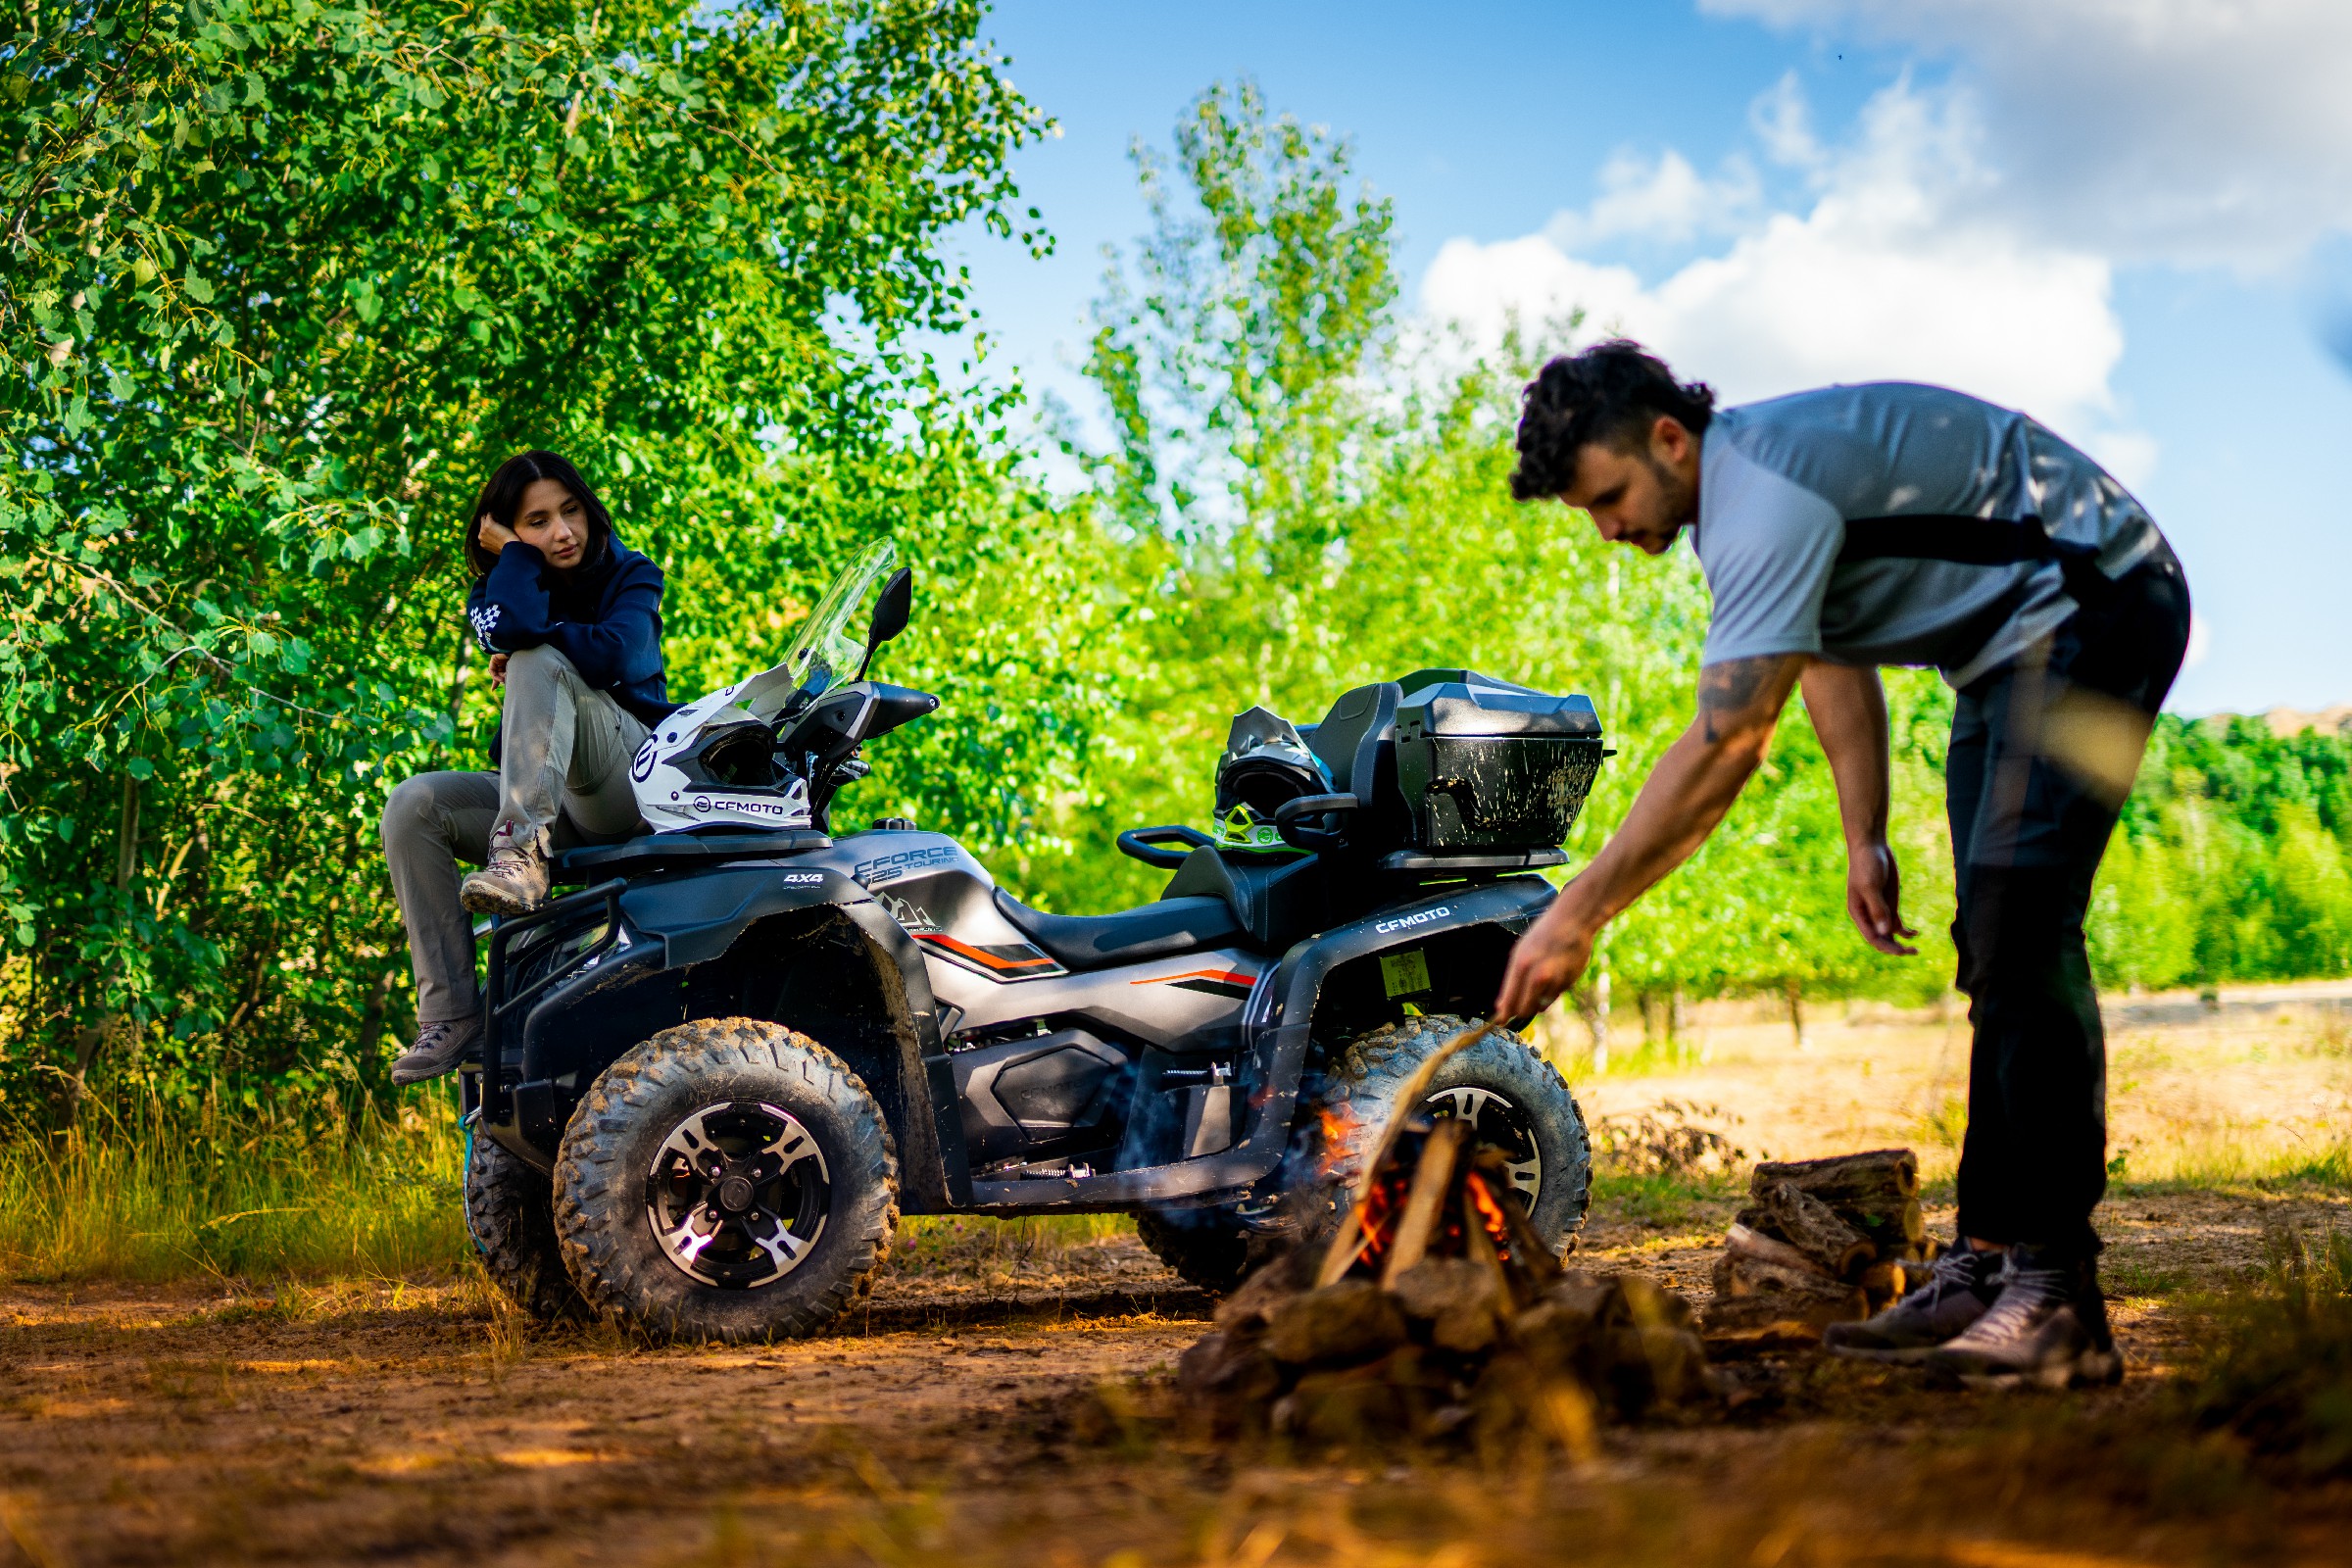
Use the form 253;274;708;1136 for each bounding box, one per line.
1574;967;1611;1074
1784;978;1806;1050
114;771;141;891
354;968;398;1079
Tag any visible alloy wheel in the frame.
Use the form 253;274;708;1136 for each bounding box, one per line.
643;1101;831;1289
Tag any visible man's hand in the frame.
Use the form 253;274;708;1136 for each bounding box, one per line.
1490;652;1803;1022
478;514;518;553
1495;900;1596;1019
1846;839;1919;955
489;652;510;688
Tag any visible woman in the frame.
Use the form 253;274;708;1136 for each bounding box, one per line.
381;451;672;1087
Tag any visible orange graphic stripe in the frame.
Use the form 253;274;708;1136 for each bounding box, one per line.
1133;968;1255;987
915;933;1058;971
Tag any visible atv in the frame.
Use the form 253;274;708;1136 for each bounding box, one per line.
459;542;1612;1341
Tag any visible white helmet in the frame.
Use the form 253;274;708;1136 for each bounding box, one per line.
629;541;899;834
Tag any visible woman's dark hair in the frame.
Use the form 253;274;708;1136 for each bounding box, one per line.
463;450;613;579
1509;340;1716;501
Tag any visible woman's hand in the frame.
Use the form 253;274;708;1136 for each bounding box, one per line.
477;514;519;554
489;653;510;688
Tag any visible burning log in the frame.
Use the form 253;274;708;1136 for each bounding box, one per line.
1178;1023;1728;1448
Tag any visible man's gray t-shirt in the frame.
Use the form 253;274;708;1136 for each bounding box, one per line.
1690;382;2167;688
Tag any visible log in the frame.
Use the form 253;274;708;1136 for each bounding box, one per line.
1751;1149;1918;1207
1391;1256;1509;1353
1739;1181;1875;1278
1700;1277;1866;1348
1263;1278;1408;1367
1712;1249;1841;1301
1380;1119;1469;1285
1723;1221;1835;1277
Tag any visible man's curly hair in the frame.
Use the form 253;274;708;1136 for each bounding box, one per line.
1508;340;1717;501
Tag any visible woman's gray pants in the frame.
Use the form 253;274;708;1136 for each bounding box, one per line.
381;645;650;1024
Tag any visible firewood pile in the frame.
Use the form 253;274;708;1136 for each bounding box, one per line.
1177;1111;1727;1449
1701;1148;1936;1350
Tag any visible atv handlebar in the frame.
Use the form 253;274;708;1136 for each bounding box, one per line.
1116;824;1213;869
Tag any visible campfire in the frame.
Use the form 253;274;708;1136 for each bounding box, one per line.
1702;1148;1933;1348
1178;1023;1725;1448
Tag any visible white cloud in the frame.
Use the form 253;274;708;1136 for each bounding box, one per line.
1702;0;2352;269
1544;149;1759;249
1420;77;2150;478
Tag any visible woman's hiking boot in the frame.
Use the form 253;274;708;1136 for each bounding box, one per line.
390;1014;483;1086
462;824;550;915
1925;1246;2124;1389
1823;1243;2006;1361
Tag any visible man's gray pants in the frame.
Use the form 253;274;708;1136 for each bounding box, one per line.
381;645;650;1025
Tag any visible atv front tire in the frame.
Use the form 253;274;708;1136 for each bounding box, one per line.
1310;1013;1592;1250
1134;1207;1254;1296
465;1117;589;1323
552;1017;899;1344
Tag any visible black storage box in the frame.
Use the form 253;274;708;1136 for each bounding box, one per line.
1392;671;1605;852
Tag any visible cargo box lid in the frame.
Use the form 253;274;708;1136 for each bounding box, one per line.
1395;671;1602;739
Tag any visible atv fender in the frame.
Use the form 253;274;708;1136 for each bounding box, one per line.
491;864;969;1209
964;874;1553;1211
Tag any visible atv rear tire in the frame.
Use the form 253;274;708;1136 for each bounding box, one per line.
552;1017;898;1344
465;1119;589;1323
1310;1013;1592;1251
1134;1207;1254;1296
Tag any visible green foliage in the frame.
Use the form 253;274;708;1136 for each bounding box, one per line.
1033;78;1955;1008
2091;717;2352;989
0;0;1084;1113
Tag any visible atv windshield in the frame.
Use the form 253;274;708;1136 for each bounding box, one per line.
775;539;898;705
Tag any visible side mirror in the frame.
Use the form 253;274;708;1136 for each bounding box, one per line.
855;567;913;680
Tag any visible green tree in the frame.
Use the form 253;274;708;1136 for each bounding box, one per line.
0;0;1074;1116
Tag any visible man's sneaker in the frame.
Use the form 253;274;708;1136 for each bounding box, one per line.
462;826;549;915
389;1014;483;1086
1824;1244;2006;1362
1925;1246;2125;1390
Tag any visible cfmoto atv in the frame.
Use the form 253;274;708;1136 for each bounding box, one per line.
459;542;1613;1341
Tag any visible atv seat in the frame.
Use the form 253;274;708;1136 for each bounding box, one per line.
992;889;1242;972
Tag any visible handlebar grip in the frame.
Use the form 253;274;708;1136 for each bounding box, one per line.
1273;793;1358;852
1116;824;1211;869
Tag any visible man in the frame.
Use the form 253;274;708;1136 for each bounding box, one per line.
1493;341;2190;1387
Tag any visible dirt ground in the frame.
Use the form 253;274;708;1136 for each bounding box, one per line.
5;986;2351;1566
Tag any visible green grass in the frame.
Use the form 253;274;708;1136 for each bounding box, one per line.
2187;1226;2352;1480
0;1090;470;1284
0;1089;1139;1289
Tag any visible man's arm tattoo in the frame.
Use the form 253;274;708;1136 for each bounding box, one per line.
1696;655;1791;743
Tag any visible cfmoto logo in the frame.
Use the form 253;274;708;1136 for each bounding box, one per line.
1375;906;1451;935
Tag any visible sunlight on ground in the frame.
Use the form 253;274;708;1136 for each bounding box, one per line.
1540;981;2352;1186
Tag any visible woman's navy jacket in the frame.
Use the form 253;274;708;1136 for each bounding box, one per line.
466;534;676;755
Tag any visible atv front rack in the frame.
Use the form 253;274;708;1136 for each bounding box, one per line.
480;877;627;1125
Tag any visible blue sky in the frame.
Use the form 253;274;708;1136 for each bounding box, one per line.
949;1;2352;716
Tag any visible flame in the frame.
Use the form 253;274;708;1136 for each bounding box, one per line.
1463;1169;1518;1263
1313;1102;1361;1184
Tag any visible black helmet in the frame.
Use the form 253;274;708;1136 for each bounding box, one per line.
1210;706;1330;853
